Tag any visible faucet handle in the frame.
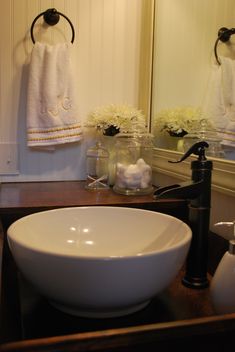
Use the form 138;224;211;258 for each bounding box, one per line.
169;141;209;163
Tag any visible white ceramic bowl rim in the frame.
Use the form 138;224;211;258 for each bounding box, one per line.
7;206;192;260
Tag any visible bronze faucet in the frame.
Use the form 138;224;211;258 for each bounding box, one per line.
154;141;213;289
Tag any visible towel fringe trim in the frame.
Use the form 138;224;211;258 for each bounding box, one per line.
27;124;83;146
27;124;81;134
27;132;83;142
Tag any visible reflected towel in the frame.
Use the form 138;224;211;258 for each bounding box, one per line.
26;42;82;147
203;56;235;147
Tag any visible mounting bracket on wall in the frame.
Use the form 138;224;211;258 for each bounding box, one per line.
43;8;60;26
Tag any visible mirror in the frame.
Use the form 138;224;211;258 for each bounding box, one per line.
151;0;235;162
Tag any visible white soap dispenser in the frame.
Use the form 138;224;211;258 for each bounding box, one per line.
210;221;235;314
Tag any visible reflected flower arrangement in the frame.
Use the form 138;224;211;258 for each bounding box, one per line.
154;106;213;137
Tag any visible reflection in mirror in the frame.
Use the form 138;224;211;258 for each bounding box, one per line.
151;0;235;161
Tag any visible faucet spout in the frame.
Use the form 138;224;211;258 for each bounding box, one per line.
153;180;204;201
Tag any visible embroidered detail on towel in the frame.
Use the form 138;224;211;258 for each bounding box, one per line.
40;96;73;117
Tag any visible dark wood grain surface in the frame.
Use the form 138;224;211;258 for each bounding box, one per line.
0;180;185;210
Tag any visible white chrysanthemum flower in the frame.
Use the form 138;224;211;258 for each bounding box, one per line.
85;104;146;136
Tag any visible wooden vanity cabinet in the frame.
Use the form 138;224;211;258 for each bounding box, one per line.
0;181;234;352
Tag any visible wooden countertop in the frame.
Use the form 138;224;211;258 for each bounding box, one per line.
0;181;233;351
0;180;184;209
0;181;188;221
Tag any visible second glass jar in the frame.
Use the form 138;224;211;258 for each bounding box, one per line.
113;131;154;195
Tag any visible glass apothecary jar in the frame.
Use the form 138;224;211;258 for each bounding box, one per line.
113;130;154;195
85;141;110;190
183;121;225;158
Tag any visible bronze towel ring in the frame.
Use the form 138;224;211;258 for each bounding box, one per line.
214;27;235;65
30;8;75;44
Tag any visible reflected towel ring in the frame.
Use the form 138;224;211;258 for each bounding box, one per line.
214;27;235;65
30;8;75;44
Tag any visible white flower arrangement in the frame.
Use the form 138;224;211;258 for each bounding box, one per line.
85;104;146;136
154;106;213;137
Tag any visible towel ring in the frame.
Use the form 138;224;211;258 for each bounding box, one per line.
214;27;235;65
30;8;75;44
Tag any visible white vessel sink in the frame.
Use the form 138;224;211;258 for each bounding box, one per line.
7;206;192;318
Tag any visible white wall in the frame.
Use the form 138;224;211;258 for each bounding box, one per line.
0;0;152;182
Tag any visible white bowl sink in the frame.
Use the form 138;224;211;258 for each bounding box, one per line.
7;206;192;318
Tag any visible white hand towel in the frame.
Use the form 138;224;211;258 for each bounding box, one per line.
26;42;82;147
